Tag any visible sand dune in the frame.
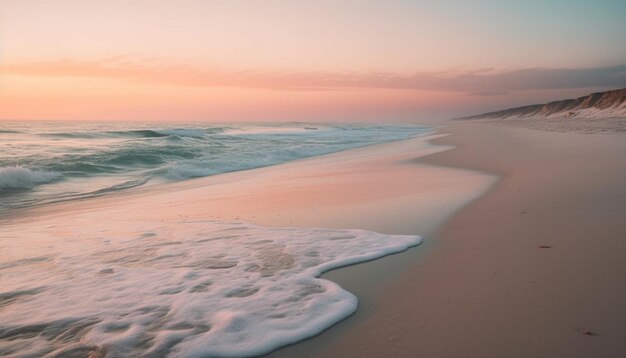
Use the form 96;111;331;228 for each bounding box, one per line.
458;88;626;120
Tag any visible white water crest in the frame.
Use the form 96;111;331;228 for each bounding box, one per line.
0;167;61;189
0;219;421;357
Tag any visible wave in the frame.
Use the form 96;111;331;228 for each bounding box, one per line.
1;123;432;213
115;128;224;138
110;129;170;138
43;132;100;139
43;178;152;205
223;125;321;136
40;124;416;142
28;125;431;182
46;128;219;140
83;177;151;196
154;129;210;138
0;219;420;356
45;129;170;139
108;129;209;138
163;148;322;180
38;143;205;176
0;167;62;190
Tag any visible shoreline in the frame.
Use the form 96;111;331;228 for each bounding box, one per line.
0;128;433;222
0;128;496;356
6;131;494;234
270;121;626;357
5;120;624;357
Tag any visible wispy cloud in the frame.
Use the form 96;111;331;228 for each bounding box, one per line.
3;59;625;94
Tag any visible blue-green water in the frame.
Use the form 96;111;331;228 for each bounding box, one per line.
0;121;431;214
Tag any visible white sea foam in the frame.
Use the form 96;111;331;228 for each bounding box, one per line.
0;220;421;357
0;167;61;189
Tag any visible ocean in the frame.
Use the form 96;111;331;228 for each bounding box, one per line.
0;121;430;215
0;121;430;356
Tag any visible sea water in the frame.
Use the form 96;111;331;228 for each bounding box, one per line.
0;218;420;357
0;122;429;356
0;122;430;214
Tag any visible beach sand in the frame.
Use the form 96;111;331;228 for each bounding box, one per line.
10;133;492;234
3;129;495;355
5;120;625;357
270;121;626;357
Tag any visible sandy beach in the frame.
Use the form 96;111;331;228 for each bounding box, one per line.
1;126;494;356
4;2;625;357
270;120;626;357
3;120;625;357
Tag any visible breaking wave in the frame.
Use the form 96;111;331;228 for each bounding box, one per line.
0;167;62;190
0;123;432;212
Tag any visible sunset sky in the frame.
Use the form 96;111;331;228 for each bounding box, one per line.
1;0;625;122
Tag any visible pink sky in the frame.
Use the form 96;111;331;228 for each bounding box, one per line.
1;0;625;122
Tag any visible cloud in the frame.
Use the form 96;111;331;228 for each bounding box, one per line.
2;59;625;94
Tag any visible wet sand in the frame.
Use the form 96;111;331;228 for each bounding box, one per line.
3;130;497;354
270;121;626;357
6;120;625;357
10;133;493;235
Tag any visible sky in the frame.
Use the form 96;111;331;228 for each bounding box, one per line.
1;0;625;122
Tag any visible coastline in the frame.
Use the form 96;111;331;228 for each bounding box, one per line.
0;129;495;356
270;121;626;357
5;131;494;234
5;120;624;357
